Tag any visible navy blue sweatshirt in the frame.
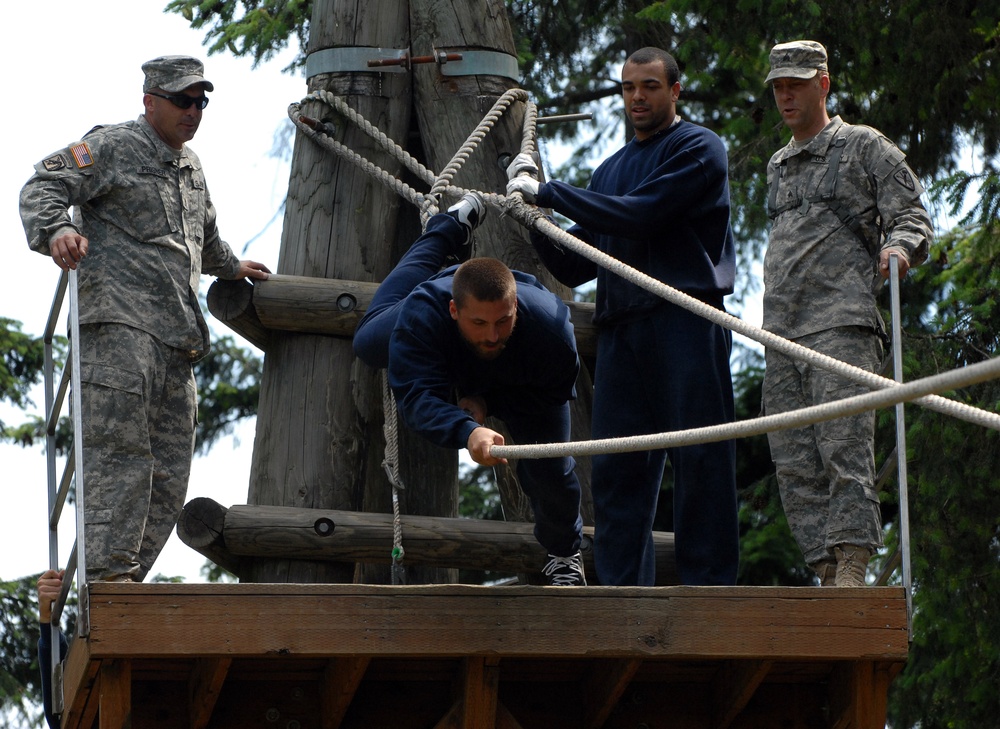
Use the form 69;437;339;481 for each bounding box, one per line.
388;267;579;449
533;120;735;323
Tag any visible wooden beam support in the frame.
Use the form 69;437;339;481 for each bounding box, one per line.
829;661;892;729
496;701;525;729
98;658;131;729
581;658;642;729
62;634;99;729
434;657;503;729
460;656;501;729
320;656;372;729
711;659;772;729
178;497;678;585
189;657;232;729
207;275;598;358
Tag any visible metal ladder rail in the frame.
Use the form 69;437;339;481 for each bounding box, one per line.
42;267;89;720
870;258;914;640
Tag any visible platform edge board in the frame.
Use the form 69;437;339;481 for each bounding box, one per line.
83;584;909;662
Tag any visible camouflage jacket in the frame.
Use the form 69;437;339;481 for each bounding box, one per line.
19;115;241;356
762;116;932;339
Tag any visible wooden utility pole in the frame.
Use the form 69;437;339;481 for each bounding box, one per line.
244;0;594;585
245;0;414;583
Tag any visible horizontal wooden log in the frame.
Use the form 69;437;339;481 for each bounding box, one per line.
205;278;270;351
207;274;598;357
178;497;678;586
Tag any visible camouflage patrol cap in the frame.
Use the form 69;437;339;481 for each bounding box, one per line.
765;40;828;83
142;55;215;93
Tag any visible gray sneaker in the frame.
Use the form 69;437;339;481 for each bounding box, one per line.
543;551;587;586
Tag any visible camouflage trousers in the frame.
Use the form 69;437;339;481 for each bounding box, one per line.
78;324;197;582
762;326;883;566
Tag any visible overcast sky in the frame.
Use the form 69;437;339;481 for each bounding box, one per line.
1;1;304;584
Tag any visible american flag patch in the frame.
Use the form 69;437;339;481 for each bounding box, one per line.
70;142;94;168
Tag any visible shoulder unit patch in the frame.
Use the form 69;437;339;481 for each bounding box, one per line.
42;154;68;172
893;168;915;191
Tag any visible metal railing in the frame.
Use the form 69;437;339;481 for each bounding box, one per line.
871;257;914;639
41;267;88;720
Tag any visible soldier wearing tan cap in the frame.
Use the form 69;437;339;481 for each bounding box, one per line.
760;40;933;587
19;56;271;583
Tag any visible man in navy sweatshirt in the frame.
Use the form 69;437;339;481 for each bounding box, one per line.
353;194;586;586
506;47;739;586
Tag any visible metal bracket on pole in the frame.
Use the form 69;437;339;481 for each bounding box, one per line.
306;47;411;78
435;49;519;82
306;46;519;83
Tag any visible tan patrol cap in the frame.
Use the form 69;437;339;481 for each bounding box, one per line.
765;40;828;83
142;55;215;93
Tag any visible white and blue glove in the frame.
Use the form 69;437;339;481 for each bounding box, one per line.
505;152;539;180
506;176;540;203
505;152;541;203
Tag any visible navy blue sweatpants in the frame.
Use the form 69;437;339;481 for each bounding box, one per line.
590;301;739;586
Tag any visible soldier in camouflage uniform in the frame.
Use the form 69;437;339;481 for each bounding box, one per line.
761;41;932;586
20;56;270;583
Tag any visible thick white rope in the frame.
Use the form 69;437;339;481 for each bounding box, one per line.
502;198;1000;433
425;88;530;220
492;353;1000;459
289;88;529;224
287;89;1000;453
380;371;406;583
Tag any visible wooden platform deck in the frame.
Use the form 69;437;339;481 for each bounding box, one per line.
60;583;908;729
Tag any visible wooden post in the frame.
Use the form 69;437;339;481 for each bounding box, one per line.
98;659;131;729
408;0;595;524
244;0;415;584
241;0;597;587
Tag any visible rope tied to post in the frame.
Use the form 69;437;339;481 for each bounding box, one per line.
288;87;1000;464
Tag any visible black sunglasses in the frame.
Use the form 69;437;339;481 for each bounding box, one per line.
148;91;210;110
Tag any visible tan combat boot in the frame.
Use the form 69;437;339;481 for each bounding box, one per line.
811;560;837;586
833;544;871;587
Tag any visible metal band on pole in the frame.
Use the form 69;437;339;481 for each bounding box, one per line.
306;47;410;78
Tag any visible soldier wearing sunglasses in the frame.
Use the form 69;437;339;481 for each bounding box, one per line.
19;56;271;584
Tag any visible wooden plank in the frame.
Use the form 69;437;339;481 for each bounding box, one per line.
189;657;231;729
711;659;772;729
84;584;909;663
581;658;642;729
61;635;99;729
98;659;131;729
320;656;371;729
